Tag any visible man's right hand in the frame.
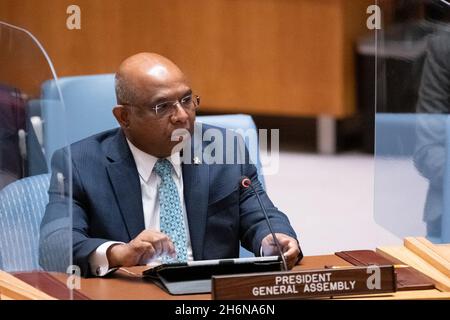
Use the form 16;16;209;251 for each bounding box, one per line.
107;230;176;268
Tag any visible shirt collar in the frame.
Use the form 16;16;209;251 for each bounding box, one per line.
126;139;182;182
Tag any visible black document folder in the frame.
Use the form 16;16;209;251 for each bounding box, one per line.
142;256;283;295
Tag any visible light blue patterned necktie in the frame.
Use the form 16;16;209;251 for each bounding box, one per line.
153;159;188;263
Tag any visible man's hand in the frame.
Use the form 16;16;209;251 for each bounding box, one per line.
261;233;301;270
107;230;176;268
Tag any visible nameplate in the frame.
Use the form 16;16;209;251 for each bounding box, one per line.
211;265;396;300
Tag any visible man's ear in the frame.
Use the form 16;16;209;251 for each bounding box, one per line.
112;105;130;128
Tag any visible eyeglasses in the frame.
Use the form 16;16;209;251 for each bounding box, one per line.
154;94;200;116
124;94;200;117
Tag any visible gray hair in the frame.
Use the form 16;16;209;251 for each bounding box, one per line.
115;73;139;105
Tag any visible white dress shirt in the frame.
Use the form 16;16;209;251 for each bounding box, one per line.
88;139;194;276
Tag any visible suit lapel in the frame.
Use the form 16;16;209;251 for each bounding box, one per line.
183;162;209;260
105;130;145;240
182;125;209;260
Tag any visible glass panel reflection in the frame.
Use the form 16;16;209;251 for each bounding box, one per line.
0;21;74;298
374;0;450;243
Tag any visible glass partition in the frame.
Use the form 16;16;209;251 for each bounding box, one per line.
374;0;450;243
0;22;74;298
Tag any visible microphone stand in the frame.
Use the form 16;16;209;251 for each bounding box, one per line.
246;182;289;271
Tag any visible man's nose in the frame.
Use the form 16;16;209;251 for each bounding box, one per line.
171;102;189;123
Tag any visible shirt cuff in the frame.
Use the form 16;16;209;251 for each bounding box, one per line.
88;241;124;277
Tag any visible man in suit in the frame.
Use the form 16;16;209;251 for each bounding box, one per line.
40;53;301;277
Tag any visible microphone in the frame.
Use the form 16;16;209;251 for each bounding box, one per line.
240;176;288;271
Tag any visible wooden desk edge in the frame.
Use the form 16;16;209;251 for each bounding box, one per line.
13;254;450;300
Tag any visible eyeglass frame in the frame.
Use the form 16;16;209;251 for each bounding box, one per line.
122;93;200;117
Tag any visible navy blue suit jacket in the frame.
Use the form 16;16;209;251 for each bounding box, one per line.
40;124;297;276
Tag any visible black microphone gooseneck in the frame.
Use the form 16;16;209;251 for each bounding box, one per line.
240;176;288;271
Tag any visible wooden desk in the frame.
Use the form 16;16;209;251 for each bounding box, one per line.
48;254;349;300
46;254;450;300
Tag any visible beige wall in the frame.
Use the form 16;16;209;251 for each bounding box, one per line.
0;0;372;118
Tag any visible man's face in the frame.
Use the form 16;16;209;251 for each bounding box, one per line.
125;72;196;158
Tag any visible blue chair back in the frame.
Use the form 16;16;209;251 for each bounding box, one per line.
0;174;50;271
194;114;264;187
375;113;450;243
41;74;118;167
375;113;418;157
441;116;450;243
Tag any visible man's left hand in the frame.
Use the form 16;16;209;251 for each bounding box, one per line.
261;233;301;269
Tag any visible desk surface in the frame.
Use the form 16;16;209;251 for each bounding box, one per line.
50;255;349;300
49;254;450;300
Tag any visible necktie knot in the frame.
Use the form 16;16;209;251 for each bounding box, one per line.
153;159;172;179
